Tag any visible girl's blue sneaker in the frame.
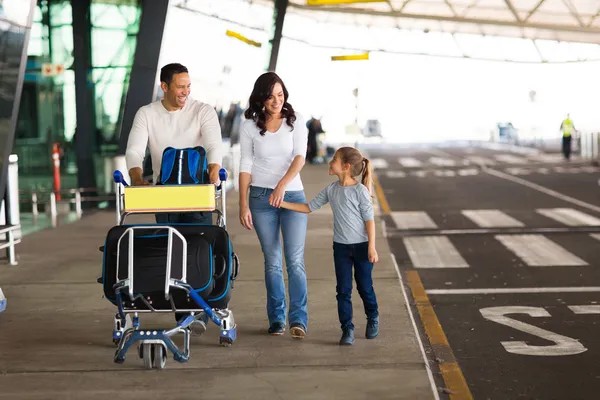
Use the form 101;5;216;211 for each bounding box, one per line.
366;316;379;339
340;327;354;345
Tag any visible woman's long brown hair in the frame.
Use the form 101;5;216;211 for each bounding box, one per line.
244;72;296;135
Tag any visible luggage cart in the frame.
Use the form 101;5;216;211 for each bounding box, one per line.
102;168;239;369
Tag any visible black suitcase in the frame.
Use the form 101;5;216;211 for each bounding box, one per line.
102;224;237;311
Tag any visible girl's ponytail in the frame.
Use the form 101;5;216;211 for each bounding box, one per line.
361;158;373;195
337;146;374;197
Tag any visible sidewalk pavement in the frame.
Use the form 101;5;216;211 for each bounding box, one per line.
0;163;435;400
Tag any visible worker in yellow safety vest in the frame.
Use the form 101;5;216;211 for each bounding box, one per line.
560;114;576;160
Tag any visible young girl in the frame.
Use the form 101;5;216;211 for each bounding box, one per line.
279;146;379;345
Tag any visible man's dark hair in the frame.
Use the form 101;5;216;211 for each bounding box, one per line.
160;63;188;86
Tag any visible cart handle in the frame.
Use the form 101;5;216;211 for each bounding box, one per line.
113;168;227;187
113;170;129;187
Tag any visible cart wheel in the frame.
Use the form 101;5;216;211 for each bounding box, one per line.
152;344;167;369
219;337;233;347
142;343;153;369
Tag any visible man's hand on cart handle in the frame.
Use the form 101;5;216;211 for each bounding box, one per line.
132;179;150;186
128;167;150;186
208;164;222;185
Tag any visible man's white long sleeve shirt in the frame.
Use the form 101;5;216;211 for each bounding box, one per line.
125;98;223;183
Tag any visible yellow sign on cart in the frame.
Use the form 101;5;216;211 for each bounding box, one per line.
123;185;216;213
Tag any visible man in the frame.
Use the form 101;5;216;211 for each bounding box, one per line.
125;63;223;224
124;63;223;332
560;113;576;161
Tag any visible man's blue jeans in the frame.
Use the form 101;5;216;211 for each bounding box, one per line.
333;241;379;330
154;211;212;323
249;186;308;329
155;212;212;224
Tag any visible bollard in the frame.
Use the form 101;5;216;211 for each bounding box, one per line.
32;192;38;217
75;190;82;217
49;191;57;218
52;143;61;201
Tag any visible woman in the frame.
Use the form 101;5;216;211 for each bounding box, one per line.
238;72;309;339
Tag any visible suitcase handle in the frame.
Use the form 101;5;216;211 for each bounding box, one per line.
213;254;227;280
232;253;239;281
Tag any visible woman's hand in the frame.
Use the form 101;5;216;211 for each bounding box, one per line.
268;184;286;208
239;205;253;230
368;245;379;264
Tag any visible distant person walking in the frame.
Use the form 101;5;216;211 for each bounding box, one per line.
560;114;576;160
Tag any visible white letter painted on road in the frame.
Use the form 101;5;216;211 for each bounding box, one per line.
568;305;600;315
480;306;587;356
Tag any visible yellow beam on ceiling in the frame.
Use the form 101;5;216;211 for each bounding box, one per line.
225;30;262;48
331;52;369;61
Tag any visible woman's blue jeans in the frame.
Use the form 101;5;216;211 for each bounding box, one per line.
249;186;308;329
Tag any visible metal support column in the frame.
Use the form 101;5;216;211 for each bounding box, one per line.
267;0;289;72
72;0;97;192
117;0;170;155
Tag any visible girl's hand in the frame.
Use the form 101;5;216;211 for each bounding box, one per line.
239;205;253;230
368;245;379;264
268;184;286;208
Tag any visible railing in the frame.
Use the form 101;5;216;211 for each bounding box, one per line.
19;187;115;223
2;154;21;267
580;132;600;163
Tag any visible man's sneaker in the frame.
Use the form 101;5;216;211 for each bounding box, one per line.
339;327;354;345
289;323;306;340
366;316;379;339
268;321;285;336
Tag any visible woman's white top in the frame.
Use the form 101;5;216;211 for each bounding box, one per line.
239;112;308;191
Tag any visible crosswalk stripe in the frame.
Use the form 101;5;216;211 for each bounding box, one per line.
528;154;564;163
496;234;588;266
457;168;479;176
429;157;456;167
536;208;600;226
370;158;389;170
385;170;407;178
505;167;531;175
466;156;496;165
434;170;456;177
495;154;529;164
461;210;524;228
590;233;600;242
398;157;422;168
392;211;438;229
403;236;469;268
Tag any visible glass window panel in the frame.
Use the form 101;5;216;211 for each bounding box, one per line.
91;28;131;66
60;69;76;141
50;25;73;66
49;1;72;25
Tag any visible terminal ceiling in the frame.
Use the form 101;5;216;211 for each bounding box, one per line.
175;0;600;62
264;0;600;45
